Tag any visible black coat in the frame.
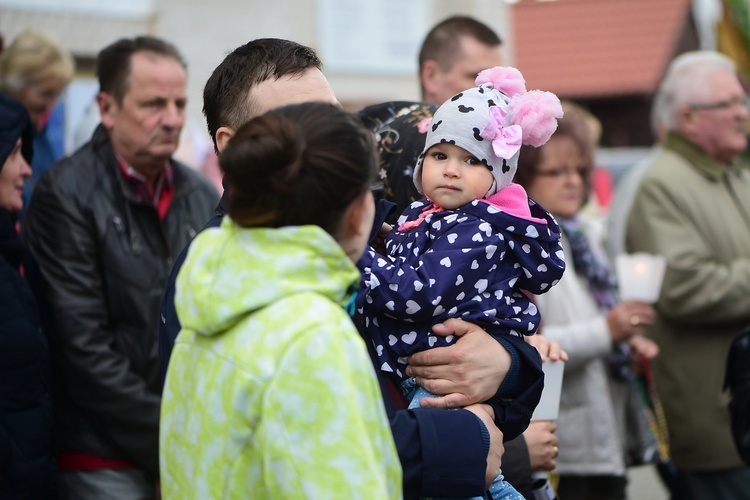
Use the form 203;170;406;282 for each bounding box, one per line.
22;125;218;477
0;210;56;499
726;326;750;466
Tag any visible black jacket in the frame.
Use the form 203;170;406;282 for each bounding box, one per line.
22;125;217;477
0;210;56;499
726;326;750;466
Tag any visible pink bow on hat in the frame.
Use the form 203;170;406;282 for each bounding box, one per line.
479;106;522;160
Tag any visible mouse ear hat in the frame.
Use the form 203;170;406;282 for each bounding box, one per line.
414;66;563;196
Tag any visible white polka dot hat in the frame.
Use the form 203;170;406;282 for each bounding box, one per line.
414;66;564;197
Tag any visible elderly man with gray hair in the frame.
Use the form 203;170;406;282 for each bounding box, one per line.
625;51;750;499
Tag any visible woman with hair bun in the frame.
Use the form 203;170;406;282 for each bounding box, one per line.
160;102;400;499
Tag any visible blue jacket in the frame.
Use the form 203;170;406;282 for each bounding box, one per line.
358;189;565;383
159;194;545;498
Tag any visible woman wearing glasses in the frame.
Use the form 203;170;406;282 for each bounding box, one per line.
514;101;660;500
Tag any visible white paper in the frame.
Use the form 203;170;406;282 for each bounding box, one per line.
531;360;565;421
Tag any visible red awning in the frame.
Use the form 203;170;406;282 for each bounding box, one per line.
513;0;692;98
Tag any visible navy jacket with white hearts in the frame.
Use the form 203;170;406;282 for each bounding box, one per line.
358;185;566;380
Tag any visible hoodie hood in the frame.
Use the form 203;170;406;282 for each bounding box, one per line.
175;217;360;337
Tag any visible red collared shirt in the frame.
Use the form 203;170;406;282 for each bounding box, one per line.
116;157;175;220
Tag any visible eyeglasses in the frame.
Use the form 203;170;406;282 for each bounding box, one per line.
688;95;750;111
534;165;590;180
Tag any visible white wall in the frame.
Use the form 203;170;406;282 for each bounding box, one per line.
1;0;512;149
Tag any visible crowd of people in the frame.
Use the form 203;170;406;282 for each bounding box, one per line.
1;13;749;500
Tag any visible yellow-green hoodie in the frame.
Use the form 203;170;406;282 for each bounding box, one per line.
160;217;401;499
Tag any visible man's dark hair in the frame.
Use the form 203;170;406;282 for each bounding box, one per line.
97;36;187;105
418;16;502;72
202;38;322;152
220;102;377;234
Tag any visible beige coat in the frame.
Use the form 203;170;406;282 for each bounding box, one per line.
626;132;750;472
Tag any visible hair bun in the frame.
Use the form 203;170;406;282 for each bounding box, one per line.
219;102;376;231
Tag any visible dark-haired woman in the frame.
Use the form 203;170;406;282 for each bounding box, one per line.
160;102;400;498
0;94;56;499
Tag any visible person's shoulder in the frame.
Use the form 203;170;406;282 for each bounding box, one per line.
274;292;359;348
644;144;689;174
35;140;105;197
172;160;219;200
216;291;360;371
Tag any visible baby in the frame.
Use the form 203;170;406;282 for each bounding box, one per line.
358;66;566;500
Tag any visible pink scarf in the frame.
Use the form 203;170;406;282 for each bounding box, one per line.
398;202;445;231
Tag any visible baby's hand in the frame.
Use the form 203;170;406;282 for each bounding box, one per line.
526;333;568;363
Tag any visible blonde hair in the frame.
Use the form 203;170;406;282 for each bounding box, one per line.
0;30;75;95
560;100;601;165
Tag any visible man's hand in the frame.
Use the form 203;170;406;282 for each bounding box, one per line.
406;318;510;409
371;222;392;255
523;421;559;472
465;404;504;489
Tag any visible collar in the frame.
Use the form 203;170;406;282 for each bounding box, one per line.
217;191;228;215
115;156;175;219
664;131;746;182
397;201;445;231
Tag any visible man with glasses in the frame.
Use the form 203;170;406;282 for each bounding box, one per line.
625;51;750;499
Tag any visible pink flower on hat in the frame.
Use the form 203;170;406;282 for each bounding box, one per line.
479;106;523;159
417;117;432;134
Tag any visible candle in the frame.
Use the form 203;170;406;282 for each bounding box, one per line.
616;253;666;303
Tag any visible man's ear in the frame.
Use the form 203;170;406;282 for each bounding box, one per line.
97;92;116;130
216;126;235;153
420;60;441;98
678;106;698;138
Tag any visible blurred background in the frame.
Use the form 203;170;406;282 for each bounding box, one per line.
1;0;748;179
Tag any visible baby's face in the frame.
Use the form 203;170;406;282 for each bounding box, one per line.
421;143;494;209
